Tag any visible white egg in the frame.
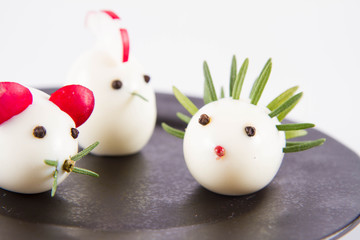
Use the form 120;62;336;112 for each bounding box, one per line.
67;50;156;156
183;98;286;196
0;88;77;194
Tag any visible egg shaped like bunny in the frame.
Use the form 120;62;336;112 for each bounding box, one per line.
162;57;326;196
67;10;156;156
0;82;98;196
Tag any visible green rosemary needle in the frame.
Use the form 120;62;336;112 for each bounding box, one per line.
283;138;326;153
232;58;249;100
267;86;299;111
203;61;218;102
72;167;99;177
173;86;198;116
161;123;185;139
269;92;303;119
250;58;272;105
276;123;315;131
51;169;58;197
176;112;191;124
71;141;99;162
229;55;237;97
285;129;308;140
131;92;148;102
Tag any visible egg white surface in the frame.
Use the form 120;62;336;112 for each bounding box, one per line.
67;50;156;156
183;98;286;196
0;88;77;194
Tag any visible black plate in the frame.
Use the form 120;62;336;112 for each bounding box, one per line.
0;91;360;240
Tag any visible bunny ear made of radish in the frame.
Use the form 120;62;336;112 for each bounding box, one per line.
0;82;33;125
85;10;129;63
49;85;95;128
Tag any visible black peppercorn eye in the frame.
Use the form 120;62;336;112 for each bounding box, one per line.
199;114;211;126
111;79;123;89
144;75;150;83
33;126;46;138
71;128;79;139
245;126;256;137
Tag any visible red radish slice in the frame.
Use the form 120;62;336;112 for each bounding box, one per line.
102;10;120;20
120;28;129;62
49;85;95;127
0;82;33;125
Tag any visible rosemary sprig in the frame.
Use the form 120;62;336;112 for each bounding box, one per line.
268;92;303;119
267;86;299;111
71;141;99;161
173;86;198;115
285;129;308;140
276;123;315;131
72;167;99;177
131;92;148;102
203;61;218;102
161;123;185;139
250;58;272;105
51;169;58;197
229;55;237;97
283;138;326;153
176;112;191;124
232;58;249;100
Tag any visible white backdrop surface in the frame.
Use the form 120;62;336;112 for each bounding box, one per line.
0;0;359;239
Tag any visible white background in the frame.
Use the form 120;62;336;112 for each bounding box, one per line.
0;0;359;239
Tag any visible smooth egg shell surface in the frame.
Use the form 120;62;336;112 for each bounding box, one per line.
0;88;78;194
67;50;156;155
183;98;286;196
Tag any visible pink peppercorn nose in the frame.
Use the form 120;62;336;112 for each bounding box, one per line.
214;145;225;159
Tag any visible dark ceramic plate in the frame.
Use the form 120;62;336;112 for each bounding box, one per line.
0;91;359;240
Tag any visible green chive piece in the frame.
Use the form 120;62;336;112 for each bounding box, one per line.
176;112;191;124
71;141;99;162
229;55;237;97
131;92;148;102
220;86;225;99
51;169;58;197
161;123;185;139
283;138;326;153
267;86;299;111
173;86;198;115
232;58;249;100
44;159;58;167
250;58;272;105
276;123;315;131
269;92;303;119
203;61;218;102
72;167;99;178
285;130;308;139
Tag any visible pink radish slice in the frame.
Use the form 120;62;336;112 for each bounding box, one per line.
49;85;95;128
0;82;33;125
120;28;129;62
101;10;120;20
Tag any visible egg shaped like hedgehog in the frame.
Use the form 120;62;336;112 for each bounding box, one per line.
162;57;325;196
67;10;156;156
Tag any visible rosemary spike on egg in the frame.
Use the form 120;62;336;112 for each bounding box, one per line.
229;55;237;97
267;86;299;111
161;123;185;139
203;61;218;102
232;58;249;100
173;86;198;115
176;112;191;124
